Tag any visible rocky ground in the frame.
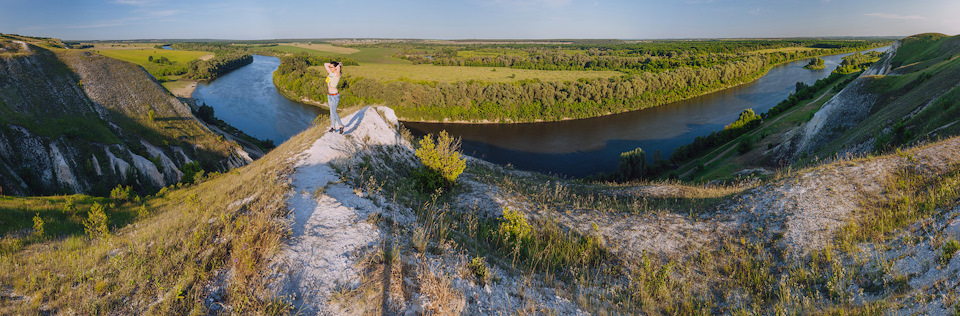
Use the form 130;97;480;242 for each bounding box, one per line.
267;104;960;314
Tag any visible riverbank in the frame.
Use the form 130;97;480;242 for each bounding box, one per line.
163;79;199;98
400;45;890;124
275;85;327;108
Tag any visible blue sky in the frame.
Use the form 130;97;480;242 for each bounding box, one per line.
2;0;959;40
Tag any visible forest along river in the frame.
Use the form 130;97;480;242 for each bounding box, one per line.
192;55;328;145
405;46;890;178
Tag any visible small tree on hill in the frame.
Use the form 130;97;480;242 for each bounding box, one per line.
414;130;466;193
618;148;647;181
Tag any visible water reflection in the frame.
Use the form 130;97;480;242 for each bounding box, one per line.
192;55;328;145
406;47;889;177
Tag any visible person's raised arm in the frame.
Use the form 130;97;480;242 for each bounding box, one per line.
323;62;334;73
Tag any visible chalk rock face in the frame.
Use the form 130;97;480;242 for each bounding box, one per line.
48;143;80;193
142;140;183;184
774;41;900;161
0;41;246;195
128;150;166;187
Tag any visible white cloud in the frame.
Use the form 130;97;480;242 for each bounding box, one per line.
144;10;181;17
478;0;573;9
109;0;155;5
749;7;761;15
864;13;925;20
68;19;129;29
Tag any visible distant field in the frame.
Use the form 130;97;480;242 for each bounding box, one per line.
252;45;341;57
263;45;407;64
320;63;622;83
750;47;819;54
281;42;360;54
94;48;210;75
86;43;159;50
457;49;530;58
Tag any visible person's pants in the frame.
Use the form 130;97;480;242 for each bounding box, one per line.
328;93;344;128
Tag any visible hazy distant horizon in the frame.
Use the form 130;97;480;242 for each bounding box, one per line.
56;35;906;42
3;0;959;41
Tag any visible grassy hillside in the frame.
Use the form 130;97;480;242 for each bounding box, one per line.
2;103;959;314
817;34;960;157
0;35;243;196
0;123;321;314
670;33;960;183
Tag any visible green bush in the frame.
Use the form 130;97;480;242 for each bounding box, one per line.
737;137;754;155
942;239;960;265
180;162;204;184
499;207;532;248
83;203;110;238
110;185;133;202
414;130;465;192
468;256;490;285
618;147;647;180
32;213;44;237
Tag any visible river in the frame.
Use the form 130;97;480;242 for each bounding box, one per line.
405;47;889;177
193;48;886;177
192;55;328;145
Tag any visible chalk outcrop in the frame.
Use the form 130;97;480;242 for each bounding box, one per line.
0;42;246;195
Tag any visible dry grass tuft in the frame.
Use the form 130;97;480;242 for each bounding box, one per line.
0;118;329;314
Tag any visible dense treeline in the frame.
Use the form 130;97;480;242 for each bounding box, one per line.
268;39;888;122
669;109;763;163
183;53;253;80
168;42;277;54
804;57;825;70
346;50;872;122
665;66;870;171
149;43;255;80
834;51;883;74
345;54;769;122
388;39;889;73
273;53;359;102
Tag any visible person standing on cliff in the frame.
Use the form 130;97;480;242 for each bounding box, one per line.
324;61;345;134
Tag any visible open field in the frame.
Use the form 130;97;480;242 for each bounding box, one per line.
280;42;360;54
749;46;820;54
92;48;209;74
83;43;159;50
87;46;212;97
250;45;404;64
457;49;530;58
317;63;623;83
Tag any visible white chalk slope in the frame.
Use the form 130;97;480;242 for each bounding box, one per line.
271;107;405;314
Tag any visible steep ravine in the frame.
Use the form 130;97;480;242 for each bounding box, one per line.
0;44;248;195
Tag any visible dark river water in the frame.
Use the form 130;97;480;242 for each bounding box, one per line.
405;47;890;177
192;55;328;145
192;48;887;177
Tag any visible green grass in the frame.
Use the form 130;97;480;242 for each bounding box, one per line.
670;73;849;182
820;53;960;157
890;33;953;68
457;49;530;58
0;118;329;314
0;195;129;251
95;48;210;77
252;45;345;57
333;63;622;83
0;103;122;145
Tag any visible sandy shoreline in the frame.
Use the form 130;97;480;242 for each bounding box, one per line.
166;79;199;98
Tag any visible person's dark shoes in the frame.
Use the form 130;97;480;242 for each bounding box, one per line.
328;127;336;133
338;126;344;134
